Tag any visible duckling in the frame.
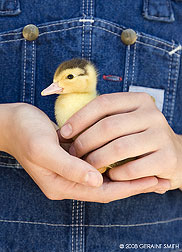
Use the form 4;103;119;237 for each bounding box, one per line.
41;58;136;173
41;58;97;128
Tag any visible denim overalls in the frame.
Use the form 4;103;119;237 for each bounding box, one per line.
0;0;182;251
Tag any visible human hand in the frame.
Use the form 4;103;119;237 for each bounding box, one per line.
59;92;181;193
2;103;104;198
0;103;161;202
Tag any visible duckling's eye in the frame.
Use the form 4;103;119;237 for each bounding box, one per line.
67;74;74;79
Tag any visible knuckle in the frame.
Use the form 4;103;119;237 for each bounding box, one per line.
96;94;110;108
113;139;129;156
139;92;153;102
100;118;112;134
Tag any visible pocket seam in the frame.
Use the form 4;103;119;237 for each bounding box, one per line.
0;0;21;16
143;0;175;22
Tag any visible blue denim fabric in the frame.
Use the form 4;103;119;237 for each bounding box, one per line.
0;0;182;251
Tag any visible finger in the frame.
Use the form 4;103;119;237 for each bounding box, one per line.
108;150;169;181
142;178;171;194
24;160;159;202
56;129;73;143
28;139;103;188
60;92;155;139
66;176;159;202
71;111;150;157
85;129;159;169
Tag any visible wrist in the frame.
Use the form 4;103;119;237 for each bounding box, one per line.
0;103;22;153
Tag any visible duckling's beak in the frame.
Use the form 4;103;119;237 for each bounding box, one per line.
41;82;64;96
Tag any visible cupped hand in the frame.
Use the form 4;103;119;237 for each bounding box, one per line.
3;103;103;199
1;102;162;202
59;92;182;193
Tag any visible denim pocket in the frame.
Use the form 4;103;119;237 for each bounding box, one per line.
143;0;175;22
0;0;21;16
123;31;181;127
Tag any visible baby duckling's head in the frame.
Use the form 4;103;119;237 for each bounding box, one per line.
41;58;97;96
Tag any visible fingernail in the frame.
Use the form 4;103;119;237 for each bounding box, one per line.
61;123;72;137
85;171;102;187
69;145;76;156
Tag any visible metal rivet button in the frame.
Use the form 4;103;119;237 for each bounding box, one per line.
23;24;39;41
121;29;137;45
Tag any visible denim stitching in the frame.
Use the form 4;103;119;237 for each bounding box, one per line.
39;18;94;29
1;217;182;226
0;161;21;166
72;200;75;252
88;0;93;61
0;32;22;37
39;20;78;29
0;19;176;52
0;155;15;159
39;18;175;49
92;26;120;37
76;201;79;252
0;10;17;13
80;201;83;252
88;25;92;61
82;0;85;17
86;0;89;16
169;45;182;55
146;0;172;19
82;24;85;58
97;20;123;30
0;162;22;168
138;34;173;49
164;53;172;118
167;0;170;16
0;38;24;44
146;0;149;17
39;26;83;37
131;43;137;85
39;25;120;38
169;55;180;126
91;0;93;17
23;40;27;102
136;41;180;55
123;45;131;92
0;21;173;52
31;41;35;104
79;19;94;23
